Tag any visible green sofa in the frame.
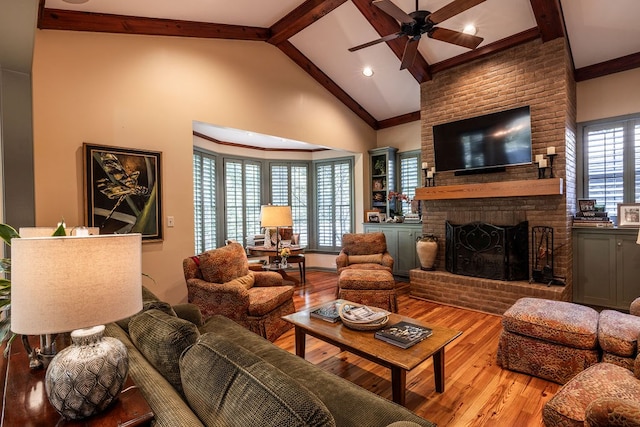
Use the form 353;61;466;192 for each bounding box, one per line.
105;288;435;427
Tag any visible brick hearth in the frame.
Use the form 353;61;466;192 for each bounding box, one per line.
410;269;571;315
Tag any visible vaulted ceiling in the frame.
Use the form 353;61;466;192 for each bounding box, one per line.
39;0;640;131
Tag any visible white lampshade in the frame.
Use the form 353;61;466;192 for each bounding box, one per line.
260;205;293;228
11;234;143;335
637;228;640;245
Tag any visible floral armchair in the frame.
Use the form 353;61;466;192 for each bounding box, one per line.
335;232;394;274
183;243;295;342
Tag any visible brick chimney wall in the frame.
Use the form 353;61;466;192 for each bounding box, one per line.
411;38;577;314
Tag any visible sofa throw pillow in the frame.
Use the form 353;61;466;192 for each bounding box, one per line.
180;333;336;427
129;309;199;394
115;286;177;332
198;243;249;284
225;272;255;290
348;253;384;265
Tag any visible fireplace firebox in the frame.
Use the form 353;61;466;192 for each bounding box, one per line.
445;221;529;281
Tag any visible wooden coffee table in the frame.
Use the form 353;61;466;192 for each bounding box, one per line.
282;300;462;406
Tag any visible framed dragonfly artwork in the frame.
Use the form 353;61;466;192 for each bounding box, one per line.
83;143;163;242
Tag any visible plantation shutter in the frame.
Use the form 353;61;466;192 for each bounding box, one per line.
224;159;261;244
316;159;353;250
193;151;217;254
399;152;420;214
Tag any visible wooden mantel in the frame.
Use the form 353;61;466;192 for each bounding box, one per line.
414;178;563;200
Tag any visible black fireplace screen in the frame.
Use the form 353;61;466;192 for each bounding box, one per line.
445;221;529;281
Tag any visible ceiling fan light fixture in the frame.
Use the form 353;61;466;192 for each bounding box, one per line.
362;67;374;77
463;24;477;35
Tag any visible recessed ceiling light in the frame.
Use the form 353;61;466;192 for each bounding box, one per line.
362;67;374;77
63;0;90;4
463;24;477;36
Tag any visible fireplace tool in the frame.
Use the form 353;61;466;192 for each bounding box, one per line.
531;226;564;286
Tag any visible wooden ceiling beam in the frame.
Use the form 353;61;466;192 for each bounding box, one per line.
529;0;565;42
269;0;348;45
575;51;640;82
38;8;270;40
350;0;431;83
378;111;420;129
276;41;379;129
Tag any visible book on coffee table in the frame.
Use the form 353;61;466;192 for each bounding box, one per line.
310;301;343;323
374;321;433;349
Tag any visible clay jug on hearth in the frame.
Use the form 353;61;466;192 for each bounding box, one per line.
416;234;438;271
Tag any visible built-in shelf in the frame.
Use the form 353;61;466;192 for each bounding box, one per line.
414;178;563;201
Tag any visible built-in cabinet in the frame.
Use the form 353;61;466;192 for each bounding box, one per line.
573;227;640;310
363;223;422;277
369;147;397;218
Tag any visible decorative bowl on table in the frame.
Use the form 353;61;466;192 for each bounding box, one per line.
338;302;390;331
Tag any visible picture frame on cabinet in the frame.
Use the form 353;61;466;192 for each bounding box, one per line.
83;143;163;242
366;211;380;223
617;203;640;227
578;199;596;212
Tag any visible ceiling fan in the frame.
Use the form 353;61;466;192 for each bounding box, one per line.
349;0;486;70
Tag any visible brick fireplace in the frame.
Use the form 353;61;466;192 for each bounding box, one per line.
410;38;576;315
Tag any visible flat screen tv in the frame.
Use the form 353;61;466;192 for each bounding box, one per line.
433;106;532;175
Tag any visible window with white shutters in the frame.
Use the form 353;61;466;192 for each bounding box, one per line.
579;114;640;222
315;158;353;250
193;151;217;254
399;151;420;214
270;163;309;247
194;149;353;252
224;159;261;244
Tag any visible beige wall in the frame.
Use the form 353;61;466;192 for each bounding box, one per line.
32;30;376;303
577;68;640;123
377;121;420;153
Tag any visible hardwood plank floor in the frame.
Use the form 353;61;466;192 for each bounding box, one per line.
274;270;560;427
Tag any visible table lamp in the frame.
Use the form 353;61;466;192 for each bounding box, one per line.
10;234;143;420
260;205;293;256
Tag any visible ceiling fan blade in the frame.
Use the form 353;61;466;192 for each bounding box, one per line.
400;37;420;70
348;32;403;52
373;0;415;24
429;27;483;49
428;0;486;25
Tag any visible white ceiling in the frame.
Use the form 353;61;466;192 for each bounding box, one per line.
40;0;640;148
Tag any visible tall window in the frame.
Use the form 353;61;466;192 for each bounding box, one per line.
224;159;262;244
270;163;309;247
579;114;640;220
398;150;420;214
194;148;354;252
193;151;217;254
315;158;353;251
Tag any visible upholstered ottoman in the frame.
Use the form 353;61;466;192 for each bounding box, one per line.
497;297;599;384
598;309;640;371
337;269;398;312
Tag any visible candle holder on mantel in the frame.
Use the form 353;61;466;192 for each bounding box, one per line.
537;157;548;179
547;153;557;178
422;168;429;187
538;166;547;179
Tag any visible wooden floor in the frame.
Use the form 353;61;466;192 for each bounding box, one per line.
274;270;560;427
